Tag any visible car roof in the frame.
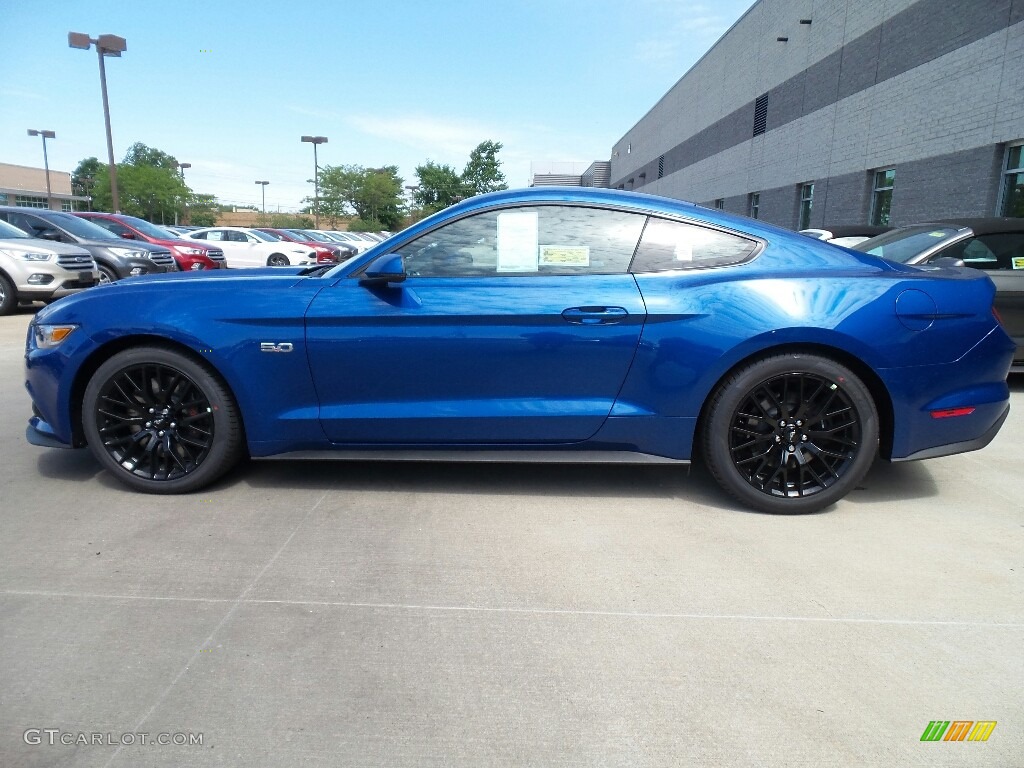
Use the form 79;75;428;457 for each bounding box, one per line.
930;217;1024;235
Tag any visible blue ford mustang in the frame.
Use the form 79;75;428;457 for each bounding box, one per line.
25;188;1014;513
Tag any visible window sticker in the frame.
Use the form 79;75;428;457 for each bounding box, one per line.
496;211;538;272
928;231;948;237
1012;256;1024;270
539;245;590;267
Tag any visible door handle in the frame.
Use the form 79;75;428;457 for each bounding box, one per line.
561;306;628;325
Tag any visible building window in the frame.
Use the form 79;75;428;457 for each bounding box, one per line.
798;183;814;229
998;143;1023;218
753;94;768;137
870;169;895;226
658;155;665;179
14;195;48;209
61;201;74;212
714;199;725;210
748;192;760;219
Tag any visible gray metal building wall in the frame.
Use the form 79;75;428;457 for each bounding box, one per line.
610;0;1024;228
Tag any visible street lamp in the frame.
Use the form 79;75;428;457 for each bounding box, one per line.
27;129;56;209
69;32;127;212
301;135;328;227
255;180;269;216
173;162;191;225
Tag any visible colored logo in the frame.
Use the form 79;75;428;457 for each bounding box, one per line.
920;721;996;742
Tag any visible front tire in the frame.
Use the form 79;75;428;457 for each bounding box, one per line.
267;253;289;266
702;353;878;514
0;273;16;315
82;346;243;493
97;265;118;284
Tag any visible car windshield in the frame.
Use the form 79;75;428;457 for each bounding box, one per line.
0;219;30;238
42;212;121;240
257;230;282;241
119;215;177;239
853;226;963;262
301;230;332;242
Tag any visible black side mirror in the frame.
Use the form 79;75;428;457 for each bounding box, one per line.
360;253;406;285
38;229;62;242
930;256;966;268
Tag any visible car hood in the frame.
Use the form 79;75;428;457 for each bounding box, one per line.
0;237;92;257
34;267;316;324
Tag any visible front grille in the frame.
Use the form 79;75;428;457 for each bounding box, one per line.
147;250;176;270
57;253;96;271
206;249;227;266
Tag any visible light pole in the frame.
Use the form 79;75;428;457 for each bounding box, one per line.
68;32;127;212
301;135;328;227
255;181;269;217
27;130;56;209
174;162;191;225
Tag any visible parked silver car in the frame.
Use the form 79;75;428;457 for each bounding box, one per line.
0;219;98;315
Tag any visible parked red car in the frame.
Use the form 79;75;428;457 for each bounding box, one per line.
76;213;227;271
256;228;354;263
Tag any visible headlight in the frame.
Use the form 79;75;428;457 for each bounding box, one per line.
178;246;206;256
107;247;147;259
0;249;54;261
34;324;78;349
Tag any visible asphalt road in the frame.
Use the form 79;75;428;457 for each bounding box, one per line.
1;308;1021;767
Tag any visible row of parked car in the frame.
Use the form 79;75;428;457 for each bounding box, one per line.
0;205;392;314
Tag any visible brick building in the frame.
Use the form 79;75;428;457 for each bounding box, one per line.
610;0;1024;229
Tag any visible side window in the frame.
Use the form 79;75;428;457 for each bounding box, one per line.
630;217;759;272
395;205;646;277
937;234;1024;270
96;219;131;237
6;212;46;236
204;231;224;242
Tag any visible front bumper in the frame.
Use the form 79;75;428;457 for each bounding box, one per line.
26;415;73;449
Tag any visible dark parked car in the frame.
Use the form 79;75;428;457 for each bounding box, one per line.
25;188;1013;513
0;207;176;283
77;213;226;272
854;218;1024;371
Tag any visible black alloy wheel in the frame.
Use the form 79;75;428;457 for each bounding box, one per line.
703;354;878;514
267;253;289;266
83;346;243;493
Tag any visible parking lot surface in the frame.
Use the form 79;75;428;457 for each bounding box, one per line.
1;308;1021;767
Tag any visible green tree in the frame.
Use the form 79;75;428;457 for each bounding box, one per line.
187;194;218;227
122;142;179;171
268;213;314;229
461;140;507;197
71;157;103;210
314;164;404;230
414;160;463;214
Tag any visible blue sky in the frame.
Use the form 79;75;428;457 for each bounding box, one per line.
1;0;753;212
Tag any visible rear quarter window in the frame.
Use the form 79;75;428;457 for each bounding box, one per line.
630;217;758;272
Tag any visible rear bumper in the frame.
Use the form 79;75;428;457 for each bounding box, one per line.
892;402;1008;461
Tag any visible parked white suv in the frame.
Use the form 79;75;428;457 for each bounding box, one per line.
0;219;98;315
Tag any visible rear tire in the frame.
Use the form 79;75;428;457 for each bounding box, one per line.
702;353;878;514
82;346;244;493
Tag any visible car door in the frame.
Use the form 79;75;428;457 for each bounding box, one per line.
306;204;649;444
